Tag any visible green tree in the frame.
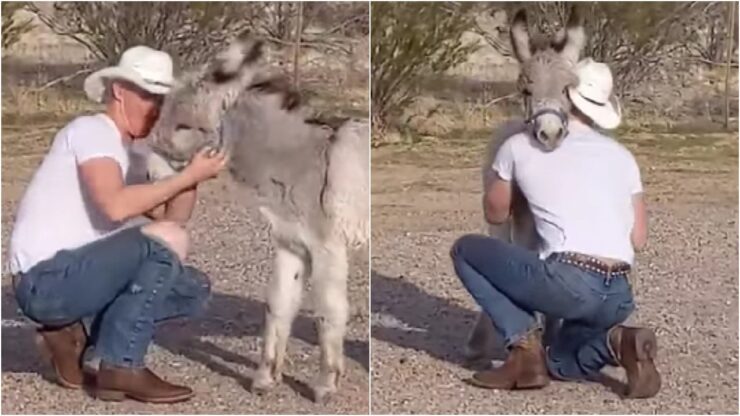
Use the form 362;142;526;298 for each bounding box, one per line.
371;2;477;130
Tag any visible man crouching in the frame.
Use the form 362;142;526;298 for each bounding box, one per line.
8;45;228;403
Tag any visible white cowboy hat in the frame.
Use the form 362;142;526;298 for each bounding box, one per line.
83;45;174;103
567;58;622;130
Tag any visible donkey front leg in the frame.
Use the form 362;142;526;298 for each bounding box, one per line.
253;243;306;393
310;241;349;403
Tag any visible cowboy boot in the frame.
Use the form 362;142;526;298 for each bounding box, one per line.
468;330;550;389
35;322;87;389
608;325;661;398
94;362;194;403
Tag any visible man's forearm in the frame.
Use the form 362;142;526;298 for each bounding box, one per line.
484;197;509;224
164;186;198;224
144;203;167;221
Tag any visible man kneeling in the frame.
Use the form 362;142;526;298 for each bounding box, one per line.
8;45;228;403
450;59;660;398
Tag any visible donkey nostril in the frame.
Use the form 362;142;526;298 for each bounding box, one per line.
538;130;549;142
556;127;564;138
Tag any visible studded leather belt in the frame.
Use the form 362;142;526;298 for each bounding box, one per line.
549;251;631;277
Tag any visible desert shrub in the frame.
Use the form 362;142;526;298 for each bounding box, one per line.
371;2;477;130
26;2;368;67
2;2;34;51
473;1;736;99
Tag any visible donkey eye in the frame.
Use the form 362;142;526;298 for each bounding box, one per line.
176;124;209;134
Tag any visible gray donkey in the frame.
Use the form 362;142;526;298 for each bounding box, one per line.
465;8;585;363
144;38;369;402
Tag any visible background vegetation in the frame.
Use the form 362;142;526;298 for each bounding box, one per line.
371;1;738;144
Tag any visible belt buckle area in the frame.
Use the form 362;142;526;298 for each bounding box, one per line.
562;252;614;283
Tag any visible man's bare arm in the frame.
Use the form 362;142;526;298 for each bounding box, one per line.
163;186;197;225
631;192;648;251
78;149;225;223
483;170;513;225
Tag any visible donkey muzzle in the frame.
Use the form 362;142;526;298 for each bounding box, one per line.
527;108;569;151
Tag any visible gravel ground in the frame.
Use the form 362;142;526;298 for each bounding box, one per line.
370;134;738;414
1;156;370;414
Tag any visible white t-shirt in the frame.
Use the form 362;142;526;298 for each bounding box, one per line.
8;113;151;274
492;120;643;265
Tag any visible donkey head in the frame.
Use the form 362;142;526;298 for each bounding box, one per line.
510;8;585;151
146;38;269;170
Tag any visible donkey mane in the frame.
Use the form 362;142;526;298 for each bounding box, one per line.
247;74;303;112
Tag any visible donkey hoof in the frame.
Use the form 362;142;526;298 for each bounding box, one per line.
312;384;337;404
251;374;275;394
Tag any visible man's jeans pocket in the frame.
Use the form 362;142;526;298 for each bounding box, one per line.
599;295;635;328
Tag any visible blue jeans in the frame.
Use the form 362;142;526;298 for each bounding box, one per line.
450;234;635;381
14;226;211;368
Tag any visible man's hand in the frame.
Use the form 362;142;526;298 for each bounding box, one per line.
182;147;229;184
483;170;513;225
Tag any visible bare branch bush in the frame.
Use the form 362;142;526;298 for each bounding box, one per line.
2;2;34;51
472;2;722;101
26;2;368;68
371;2;478;131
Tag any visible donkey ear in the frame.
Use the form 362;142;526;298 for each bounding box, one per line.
212;38;264;83
560;6;586;64
510;9;532;62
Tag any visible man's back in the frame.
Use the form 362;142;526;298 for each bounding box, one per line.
494;121;643;264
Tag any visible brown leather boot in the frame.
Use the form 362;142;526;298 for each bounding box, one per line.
94;362;194;403
35;322;87;389
468;330;550;389
608;325;661;398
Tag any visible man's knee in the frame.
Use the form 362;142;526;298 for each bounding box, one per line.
184;266;212;302
141;221;190;260
450;234;485;262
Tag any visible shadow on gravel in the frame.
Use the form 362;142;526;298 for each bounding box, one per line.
370;270;502;367
369;273;633;395
2;284;368;401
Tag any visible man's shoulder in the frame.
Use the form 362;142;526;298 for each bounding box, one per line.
65;113;120;148
66;113;115;134
503;131;537;156
579;128;637;165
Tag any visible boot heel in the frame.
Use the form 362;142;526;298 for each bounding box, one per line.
34;333;53;363
516;374;550;389
95;388;126;401
634;329;658;361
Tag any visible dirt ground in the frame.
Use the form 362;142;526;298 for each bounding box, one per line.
370;130;738;414
0;94;369;413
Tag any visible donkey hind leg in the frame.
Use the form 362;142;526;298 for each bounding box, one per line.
464;312;501;364
253;242;307;393
310;240;349;403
